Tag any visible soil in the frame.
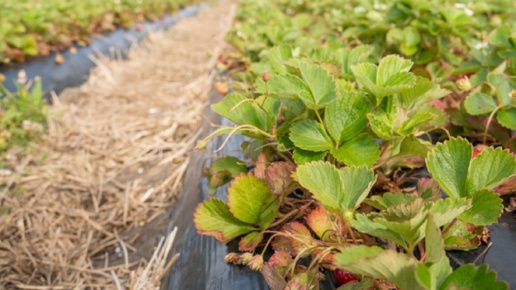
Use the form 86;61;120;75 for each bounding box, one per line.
0;1;236;289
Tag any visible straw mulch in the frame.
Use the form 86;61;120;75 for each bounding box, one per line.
0;1;236;289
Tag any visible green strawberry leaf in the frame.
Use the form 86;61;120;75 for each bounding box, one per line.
292;147;327;165
330;134;380;167
339;166;377;210
292;161;341;212
398;135;432;157
439;264;508;290
400;77;450;110
415;264;432;290
377;55;414;86
367;96;399;140
397;112;435;136
207;156;249;194
257;74;309;100
496;107;516;130
351;214;408;249
443;219;482;251
425;213;445;264
426;137;472;198
297;60;337;109
429;197;470;227
459;189;503;226
336;45;374;78
464;92;498;115
268;44;293;74
335;246;422;290
227;174;279;229
490;74;515;106
367;112;393;140
194;198;255;244
416;256;454;290
351;62;379;96
489;25;513;49
325;90;375;145
289;120;333;152
352;55;416;100
211;93;274;131
335;245;383;264
366;191;418;211
353;199;429;251
293;162;376;213
467;147;516;193
239;231;264;252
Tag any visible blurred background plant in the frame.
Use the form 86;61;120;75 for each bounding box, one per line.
0;0;195;63
0;70;47;158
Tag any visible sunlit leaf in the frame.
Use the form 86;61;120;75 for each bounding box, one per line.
293;162;376;213
330;134;380;166
297;60;337;109
439;264;508;290
194;199;255;244
258;74;309;100
335;246;423;290
459;189;503;226
325;90;375;145
467;147;516;193
426;137;472;198
289;120;333;152
292;147;326;165
497;107;516;130
227;174;278;228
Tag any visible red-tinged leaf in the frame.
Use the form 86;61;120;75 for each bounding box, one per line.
268;251;293;277
269;251;293;267
285;270;319;290
261;264;287;290
239;231;264;252
305;205;338;241
417;178;441;200
194;199;255;244
312;249;336;271
255;151;268;180
265;161;297;196
281;221;312;236
277;221;317;256
494;176;516;195
271;235;297;255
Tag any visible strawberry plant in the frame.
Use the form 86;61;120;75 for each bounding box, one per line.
194;0;516;288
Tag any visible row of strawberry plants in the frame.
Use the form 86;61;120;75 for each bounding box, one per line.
0;0;197;64
194;0;516;289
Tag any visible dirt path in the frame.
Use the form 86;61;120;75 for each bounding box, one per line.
0;1;236;289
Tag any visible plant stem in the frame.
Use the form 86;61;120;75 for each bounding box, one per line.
441;218;458;237
315;109;324;127
483;105;504;145
418;241;426;262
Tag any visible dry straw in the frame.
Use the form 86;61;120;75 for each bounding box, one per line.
0;1;236;289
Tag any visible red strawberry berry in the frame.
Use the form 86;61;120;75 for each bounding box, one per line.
472;149;481;158
334;268;358;286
